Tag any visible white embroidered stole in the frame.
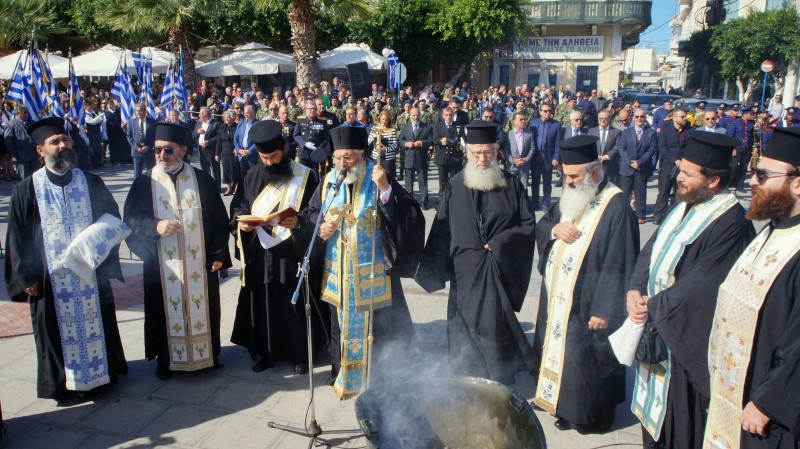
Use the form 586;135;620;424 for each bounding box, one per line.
703;223;800;449
237;162;310;286
534;184;621;414
33;168;110;391
151;164;213;371
633;191;738;440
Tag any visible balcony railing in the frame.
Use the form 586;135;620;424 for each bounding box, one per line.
525;0;653;26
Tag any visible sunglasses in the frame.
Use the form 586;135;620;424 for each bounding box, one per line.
154;146;178;155
633;115;646;118
752;166;799;183
540;109;552;113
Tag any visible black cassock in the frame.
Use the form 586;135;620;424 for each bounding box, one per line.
629;204;754;449
738;215;800;449
4;169;128;398
303;176;425;382
533;182;640;430
416;171;537;385
228;164;324;367
123;165;231;365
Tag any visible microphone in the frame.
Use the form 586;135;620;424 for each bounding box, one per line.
328;168;348;193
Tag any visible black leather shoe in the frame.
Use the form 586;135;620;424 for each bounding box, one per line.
294;363;309;375
155;365;172;381
252;358;272;372
213;360;224;369
554;417;571;431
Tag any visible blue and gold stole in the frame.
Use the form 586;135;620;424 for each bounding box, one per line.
320;161;390;399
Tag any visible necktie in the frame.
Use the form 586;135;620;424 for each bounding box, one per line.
139;119;145;146
600;128;606;150
636;128;642;142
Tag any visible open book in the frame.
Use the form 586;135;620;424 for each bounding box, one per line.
236;207;298;226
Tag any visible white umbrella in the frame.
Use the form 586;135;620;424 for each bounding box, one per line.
50;44;175;77
195;42;294;76
0;49;69;79
317;43;387;71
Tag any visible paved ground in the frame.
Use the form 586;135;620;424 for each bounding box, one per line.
0;160;744;449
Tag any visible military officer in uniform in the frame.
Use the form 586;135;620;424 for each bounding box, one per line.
293;100;331;174
432;107;465;199
726;105;755;192
287;94;303;122
315;97;340;128
278;105;298;160
327;96;346;124
396;101;412;129
383;96;399;122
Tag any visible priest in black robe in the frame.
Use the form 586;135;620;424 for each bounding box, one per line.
704;127;800;449
229;121;322;375
416;120;537;385
532;135;640;433
124;123;231;380
5;117;127;400
627;132;755;449
303;126;425;398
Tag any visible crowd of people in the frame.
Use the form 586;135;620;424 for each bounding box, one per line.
3;75;800;449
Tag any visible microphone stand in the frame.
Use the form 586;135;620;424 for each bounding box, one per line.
268;170;362;449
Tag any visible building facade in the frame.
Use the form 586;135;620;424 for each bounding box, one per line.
475;0;652;93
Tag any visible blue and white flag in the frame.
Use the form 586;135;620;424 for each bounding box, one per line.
7;46;45;121
132;50;157;119
176;47;187;112
67;51;85;126
159;60;176;115
387;50;400;89
110;56;136;123
40;49;63;118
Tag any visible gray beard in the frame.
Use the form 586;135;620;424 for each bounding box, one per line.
463;159;507;191
163;161;184;172
45;150;76;173
559;176;599;223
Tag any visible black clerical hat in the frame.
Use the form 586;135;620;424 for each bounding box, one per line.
464;120;497;144
764;127;800;167
559;135;599;165
683;131;740;170
154;123;190;145
27;116;67;146
330;126;368;151
248;121;285;153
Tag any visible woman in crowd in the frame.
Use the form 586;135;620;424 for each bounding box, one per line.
217;110;241;196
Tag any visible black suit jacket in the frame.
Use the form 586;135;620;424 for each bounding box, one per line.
399;121;433;170
126;117;157;158
193;120;221;156
588;126;621;178
432;121;463;166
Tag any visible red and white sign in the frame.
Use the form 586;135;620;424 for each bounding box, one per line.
761;60;775;73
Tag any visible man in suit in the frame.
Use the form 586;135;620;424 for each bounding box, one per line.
234;104;260;176
726;105;755;191
399;107;433;209
504;112;536;196
697;110;726;133
433;107;464;198
618;108;658;223
126;102;156;180
653;107;690;224
193;107;221;190
104;99;129;166
588;110;621;185
529;103;561;210
555;111;588;188
437;97;469;127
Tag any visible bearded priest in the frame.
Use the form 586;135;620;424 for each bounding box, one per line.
532;134;640;433
416;120;538;386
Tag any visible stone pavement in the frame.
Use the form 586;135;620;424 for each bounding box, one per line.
0;161;708;449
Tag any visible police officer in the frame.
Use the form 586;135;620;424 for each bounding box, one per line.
720;103;739;130
292;100;331;173
780;107;799;127
726;105;755;191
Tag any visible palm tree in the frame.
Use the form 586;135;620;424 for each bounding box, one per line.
103;0;213;88
0;0;68;52
255;0;374;88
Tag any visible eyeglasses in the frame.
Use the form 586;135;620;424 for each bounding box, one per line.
704;118;716;121
469;150;495;159
752;166;799;183
633;115;646;118
333;154;356;163
154;146;178;155
598;116;610;120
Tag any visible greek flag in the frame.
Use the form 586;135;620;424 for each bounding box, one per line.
159;60;176;115
387;51;400;89
110;56;135;123
6;46;45;121
67;52;85;126
132;50;157;119
40;49;63;118
176;47;187;112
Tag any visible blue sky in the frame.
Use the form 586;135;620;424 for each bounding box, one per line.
637;1;679;54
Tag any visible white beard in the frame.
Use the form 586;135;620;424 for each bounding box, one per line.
343;161;364;185
463;159;507;191
559;176;599;223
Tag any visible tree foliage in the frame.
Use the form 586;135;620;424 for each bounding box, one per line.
710;7;800;84
0;0;69;51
